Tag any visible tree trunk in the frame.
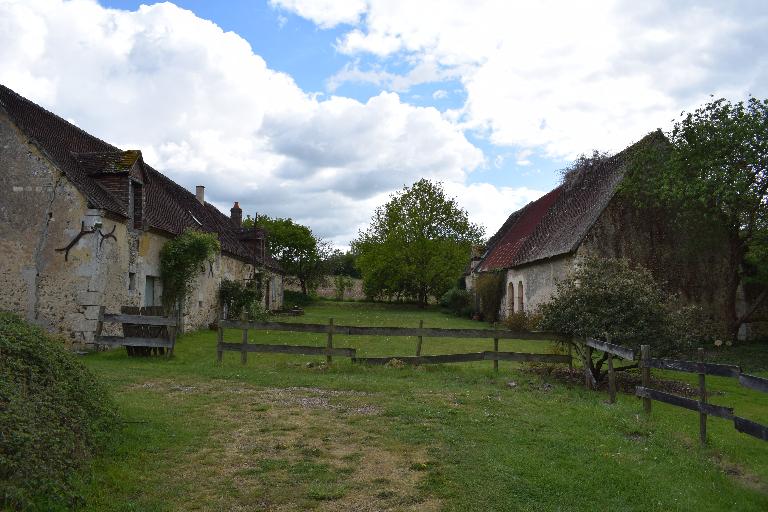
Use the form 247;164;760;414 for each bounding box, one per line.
300;279;307;295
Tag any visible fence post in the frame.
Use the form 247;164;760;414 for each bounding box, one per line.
607;353;616;404
493;328;499;373
584;340;593;390
416;320;423;356
240;311;248;365
216;305;224;364
641;344;651;414
698;347;707;445
326;318;334;364
568;342;573;370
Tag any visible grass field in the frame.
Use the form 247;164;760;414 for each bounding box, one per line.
77;301;768;511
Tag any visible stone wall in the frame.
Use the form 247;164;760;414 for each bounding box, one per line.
501;255;575;317
285;275;365;301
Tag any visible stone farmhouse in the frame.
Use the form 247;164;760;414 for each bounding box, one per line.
0;84;283;343
468;132;758;337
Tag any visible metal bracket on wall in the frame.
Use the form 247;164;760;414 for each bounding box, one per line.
56;222;117;261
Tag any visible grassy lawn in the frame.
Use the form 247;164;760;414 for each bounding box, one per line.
77;301;768;511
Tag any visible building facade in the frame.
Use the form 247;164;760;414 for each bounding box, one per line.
0;84;283;343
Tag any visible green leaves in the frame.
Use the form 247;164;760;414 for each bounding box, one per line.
352;179;484;304
159;229;221;310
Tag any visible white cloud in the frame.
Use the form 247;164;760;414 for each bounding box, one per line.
432;89;448;100
276;0;768;158
269;0;367;29
0;0;494;247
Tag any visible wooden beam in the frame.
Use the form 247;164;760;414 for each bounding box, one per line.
585;337;635;361
354;351;570;366
734;416;768;442
96;336;173;348
647;358;741;378
635;386;733;419
102;314;177;326
219;320;556;340
738;373;768;394
218;342;356;357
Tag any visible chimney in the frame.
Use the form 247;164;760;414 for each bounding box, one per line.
230;201;242;227
195;185;205;204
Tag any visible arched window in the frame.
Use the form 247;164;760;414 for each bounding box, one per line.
518;280;524;312
507;282;515;313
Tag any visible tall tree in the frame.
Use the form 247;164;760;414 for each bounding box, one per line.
245;215;330;295
624;97;768;337
352;179;484;306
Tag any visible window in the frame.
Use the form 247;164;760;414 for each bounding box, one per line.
507;282;514;313
518;280;524;312
144;276;156;307
128;272;136;291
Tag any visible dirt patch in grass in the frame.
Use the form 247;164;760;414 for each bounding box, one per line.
126;380;439;511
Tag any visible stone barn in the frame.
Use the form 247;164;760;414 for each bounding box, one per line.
468;132;757;337
0;84;283;343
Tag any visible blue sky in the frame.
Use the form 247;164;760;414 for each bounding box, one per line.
1;0;766;246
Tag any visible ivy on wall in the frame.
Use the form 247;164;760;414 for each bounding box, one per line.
159;229;220;312
476;271;506;323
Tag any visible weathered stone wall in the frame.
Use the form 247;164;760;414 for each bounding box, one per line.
578;195;733;330
285;276;365;301
501;255;575;316
1;109;282;340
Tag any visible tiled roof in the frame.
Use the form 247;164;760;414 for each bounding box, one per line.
0;84;278;270
477;132;663;271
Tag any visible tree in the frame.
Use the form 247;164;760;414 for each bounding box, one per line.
623;97;768;337
325;249;361;278
539;257;713;383
245;215;329;295
352;179;484;306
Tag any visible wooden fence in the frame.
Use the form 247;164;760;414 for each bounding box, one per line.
631;343;768;444
216;316;569;370
95;306;177;357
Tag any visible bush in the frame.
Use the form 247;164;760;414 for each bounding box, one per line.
476;272;506;323
504;311;542;332
284;290;315;307
440;287;472;316
0;312;116;510
219;278;267;320
539;257;711;381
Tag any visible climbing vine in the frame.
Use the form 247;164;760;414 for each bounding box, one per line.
159;229;220;311
219;277;268;321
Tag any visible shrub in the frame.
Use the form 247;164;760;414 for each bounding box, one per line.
539;257;709;382
284;290;314;307
219;278;267;320
475;272;506;323
440;287;472;316
0;312;116;510
505;311;542;332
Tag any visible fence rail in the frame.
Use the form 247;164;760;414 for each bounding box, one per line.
216;315;565;371
95;306;177;357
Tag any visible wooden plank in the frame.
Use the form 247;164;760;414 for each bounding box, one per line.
326;318;334;364
355;352;486;365
219;342;356;357
482;351;572;363
739;373;768;394
734;416;768;442
698;347;707;445
96;336;173;348
102;313;176;326
647;358;741;378
220;320;555;340
607;353;616;404
635;386;734;419
585;338;635;360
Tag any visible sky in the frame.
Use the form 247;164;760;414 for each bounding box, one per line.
1;0;767;248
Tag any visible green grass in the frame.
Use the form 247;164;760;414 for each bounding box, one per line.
75;301;768;511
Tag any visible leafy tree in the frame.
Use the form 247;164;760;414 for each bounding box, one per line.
245;214;330;295
623;97;768;337
325;249;361;278
540;257;715;383
352;179;484;306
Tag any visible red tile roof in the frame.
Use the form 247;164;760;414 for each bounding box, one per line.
477;132;664;271
0;84;279;271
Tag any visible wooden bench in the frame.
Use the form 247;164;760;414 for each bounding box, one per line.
95;305;177;357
